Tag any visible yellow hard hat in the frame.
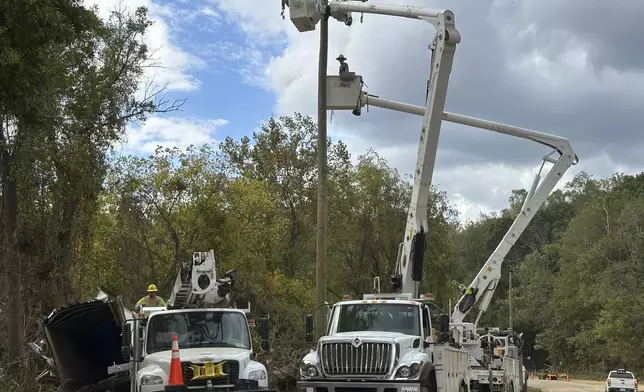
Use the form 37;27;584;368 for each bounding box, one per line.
147;284;158;292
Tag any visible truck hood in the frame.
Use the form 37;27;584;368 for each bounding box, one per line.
146;347;252;366
326;331;414;340
323;331;421;351
41;289;134;392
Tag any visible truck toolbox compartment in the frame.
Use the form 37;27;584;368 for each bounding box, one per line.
41;293;131;392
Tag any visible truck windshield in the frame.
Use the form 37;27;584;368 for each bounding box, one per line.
146;311;251;354
335;303;420;336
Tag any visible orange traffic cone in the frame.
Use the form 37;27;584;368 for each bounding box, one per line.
165;334;186;391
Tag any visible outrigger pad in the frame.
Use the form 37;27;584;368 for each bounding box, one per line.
326;74;363;110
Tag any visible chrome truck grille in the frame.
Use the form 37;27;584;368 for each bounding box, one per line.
320;342;394;376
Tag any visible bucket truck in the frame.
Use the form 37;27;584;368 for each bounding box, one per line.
41;250;274;392
283;1;579;392
336;67;577;392
287;2;471;392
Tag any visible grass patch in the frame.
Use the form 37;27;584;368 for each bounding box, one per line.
527;388;542;392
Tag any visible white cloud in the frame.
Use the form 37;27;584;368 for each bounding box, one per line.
82;0;235;160
84;0;203;92
212;0;644;220
120;117;229;154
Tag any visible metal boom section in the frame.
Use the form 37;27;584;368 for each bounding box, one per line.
353;95;578;324
287;0;461;299
289;0;577;312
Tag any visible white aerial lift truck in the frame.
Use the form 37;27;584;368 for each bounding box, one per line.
354;87;577;392
288;2;470;392
41;250;274;392
284;2;579;392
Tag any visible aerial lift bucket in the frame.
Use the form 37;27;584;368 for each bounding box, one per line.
165;335;187;391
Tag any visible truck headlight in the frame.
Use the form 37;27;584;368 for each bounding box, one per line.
300;364;319;378
140;374;164;385
249;369;267;380
395;363;421;379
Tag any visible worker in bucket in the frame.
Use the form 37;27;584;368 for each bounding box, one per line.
337;54;349;74
135;284;166;317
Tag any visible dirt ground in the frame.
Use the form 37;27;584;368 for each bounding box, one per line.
529;378;605;392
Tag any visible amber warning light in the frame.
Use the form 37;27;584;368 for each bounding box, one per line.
419;293;434;301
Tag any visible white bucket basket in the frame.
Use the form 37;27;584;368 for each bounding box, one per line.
326;75;363;110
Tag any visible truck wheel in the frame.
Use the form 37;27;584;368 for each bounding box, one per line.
508;382;514;392
460;383;466;392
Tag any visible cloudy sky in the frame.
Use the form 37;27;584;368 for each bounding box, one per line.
90;0;644;221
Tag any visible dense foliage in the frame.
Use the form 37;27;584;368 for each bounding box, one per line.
1;1;642;391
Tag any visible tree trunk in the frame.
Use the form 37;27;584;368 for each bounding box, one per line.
55;196;78;307
1;123;24;364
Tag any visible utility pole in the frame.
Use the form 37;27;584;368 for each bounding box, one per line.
316;1;329;339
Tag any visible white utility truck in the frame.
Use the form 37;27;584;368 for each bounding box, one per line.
299;291;468;392
284;1;579;392
41;250;273;392
605;369;638;392
467;328;526;392
287;2;470;392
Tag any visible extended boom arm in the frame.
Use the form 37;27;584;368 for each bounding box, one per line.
356;94;578;323
451;148;575;324
287;0;462;299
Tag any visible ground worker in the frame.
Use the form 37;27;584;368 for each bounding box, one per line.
135;284;166;317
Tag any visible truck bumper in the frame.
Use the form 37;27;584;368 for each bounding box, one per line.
297;380;428;392
141;385;277;392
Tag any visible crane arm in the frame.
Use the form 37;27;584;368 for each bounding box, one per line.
288;1;462;299
355;94;578;323
285;0;464;299
451;148;575;324
167;250;247;311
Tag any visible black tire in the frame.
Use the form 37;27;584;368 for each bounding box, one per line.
460;383;467;392
428;371;438;392
508;382;514;392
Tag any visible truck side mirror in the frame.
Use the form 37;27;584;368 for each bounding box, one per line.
305;314;314;343
133;325;144;362
437;313;449;343
259;317;270;351
122;324;131;346
121;325;132;360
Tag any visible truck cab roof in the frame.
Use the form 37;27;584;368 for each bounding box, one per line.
336;299;424;306
149;307;248;316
